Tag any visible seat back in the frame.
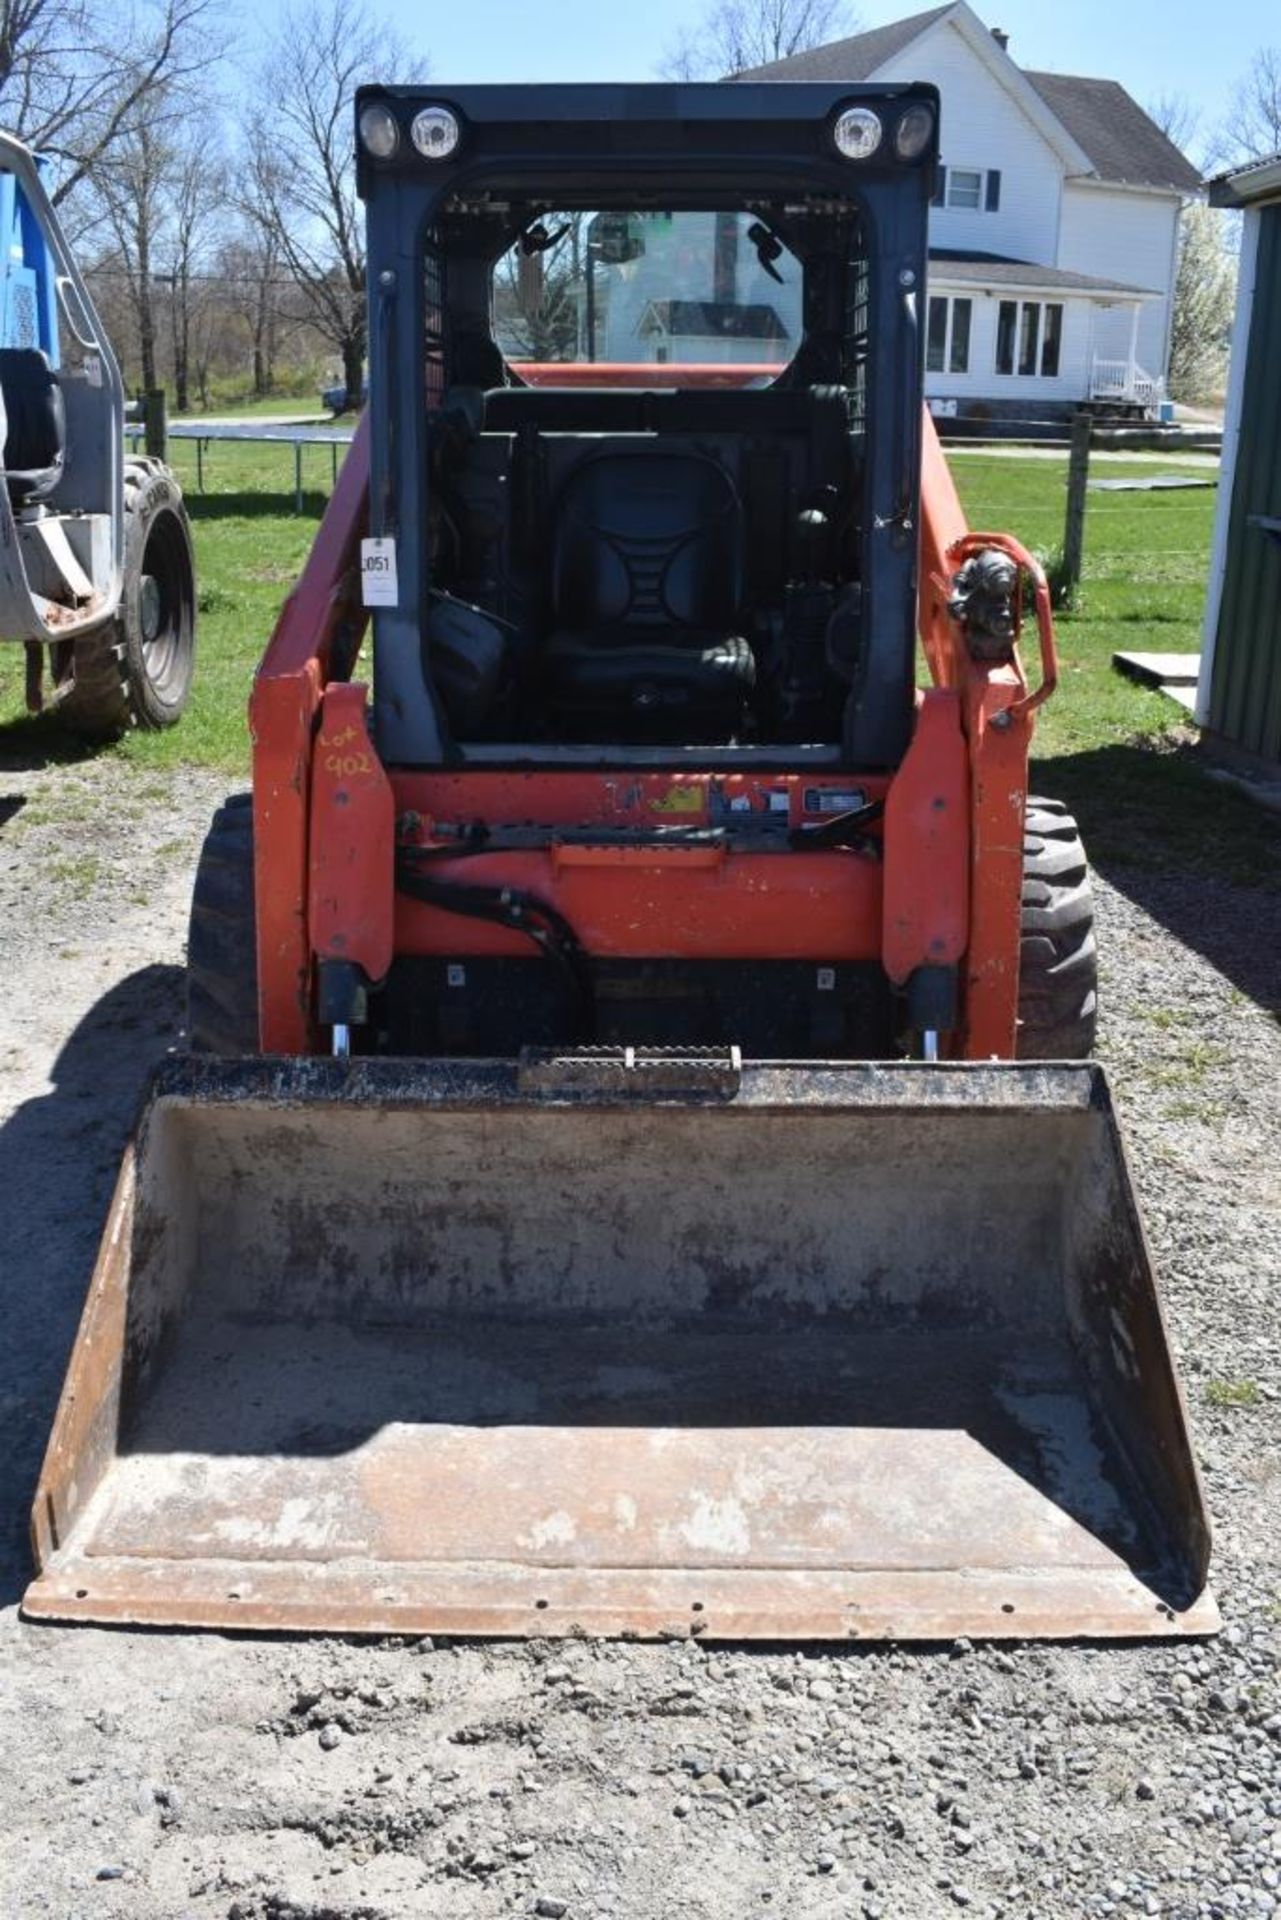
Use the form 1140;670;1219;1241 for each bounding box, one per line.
0;347;66;504
552;451;742;636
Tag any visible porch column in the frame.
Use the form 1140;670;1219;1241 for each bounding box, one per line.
1126;301;1141;390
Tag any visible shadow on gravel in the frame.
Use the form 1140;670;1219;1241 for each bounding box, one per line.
0;964;183;1607
0;714;107;771
1034;742;1281;1021
0;794;25;830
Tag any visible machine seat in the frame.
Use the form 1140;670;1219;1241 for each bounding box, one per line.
0;348;65;506
547;450;753;737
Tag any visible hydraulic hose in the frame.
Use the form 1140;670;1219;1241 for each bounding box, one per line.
395;851;594;1038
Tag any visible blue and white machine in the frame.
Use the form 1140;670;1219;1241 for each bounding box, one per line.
0;158;59;360
0;133;195;734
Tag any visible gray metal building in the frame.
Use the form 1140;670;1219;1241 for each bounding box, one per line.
1198;156;1281;770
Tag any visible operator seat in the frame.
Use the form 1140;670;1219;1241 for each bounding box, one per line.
0;348;65;506
545;451;754;739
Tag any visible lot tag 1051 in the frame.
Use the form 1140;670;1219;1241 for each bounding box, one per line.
361;537;399;607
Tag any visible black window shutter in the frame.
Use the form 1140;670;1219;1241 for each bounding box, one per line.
986;169;1002;211
932;165;947;208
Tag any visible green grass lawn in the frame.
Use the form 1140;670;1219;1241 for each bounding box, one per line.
0;439;335;774
949;451;1279;886
181;396;332;420
1;438;1277;883
948;452;1214;758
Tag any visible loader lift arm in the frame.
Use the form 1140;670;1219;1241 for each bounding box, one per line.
250;414;371;1054
916;412;1060;1056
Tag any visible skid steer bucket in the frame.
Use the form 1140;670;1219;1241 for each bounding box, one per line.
26;1056;1215;1640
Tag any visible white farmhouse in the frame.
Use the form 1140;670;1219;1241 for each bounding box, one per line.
735;2;1203;421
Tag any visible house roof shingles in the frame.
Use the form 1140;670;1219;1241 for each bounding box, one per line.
1022;71;1203;194
732;6;1203;196
929;248;1158;297
729;5;952;83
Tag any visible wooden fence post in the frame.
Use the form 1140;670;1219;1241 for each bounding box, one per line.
143;389;167;461
1062;411;1091;598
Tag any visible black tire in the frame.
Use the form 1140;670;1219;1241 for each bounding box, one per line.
59;458;197;739
187;794;258;1054
1016;796;1098;1060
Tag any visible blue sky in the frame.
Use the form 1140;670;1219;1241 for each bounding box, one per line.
376;0;1270;153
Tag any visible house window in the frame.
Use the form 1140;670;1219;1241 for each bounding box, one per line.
934;167;1002;212
926;296;973;374
996;300;1064;377
947;168;983;211
1018;302;1040;375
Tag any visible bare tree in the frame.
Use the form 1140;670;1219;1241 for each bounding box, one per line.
493;218;587;363
184;267;227;411
1167;201;1237;404
245;0;428;411
0;0;220;206
1146;92;1201;161
79;101;227;402
165;136;224;412
218;227;285;400
97;115;168;391
1211;47;1281;167
660;0;855;80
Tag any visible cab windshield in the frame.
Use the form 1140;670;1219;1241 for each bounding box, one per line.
491;210;802;386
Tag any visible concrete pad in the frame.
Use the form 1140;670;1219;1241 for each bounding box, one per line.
1113;651;1202;690
1091;475;1216;492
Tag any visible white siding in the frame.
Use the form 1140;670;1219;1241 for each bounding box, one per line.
871;15;1186;396
1058;184;1180;374
923;284;1094;405
874;19;1066;265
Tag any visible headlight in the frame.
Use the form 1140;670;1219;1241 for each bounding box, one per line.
411;105;461;161
358;103;400;160
895;103;935;161
833;107;883;161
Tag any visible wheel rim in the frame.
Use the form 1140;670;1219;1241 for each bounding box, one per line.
139;573;162;644
137;509;192;700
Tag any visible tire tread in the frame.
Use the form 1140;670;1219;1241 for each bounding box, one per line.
1016;797;1098;1060
187;794;258;1054
58;458;195;739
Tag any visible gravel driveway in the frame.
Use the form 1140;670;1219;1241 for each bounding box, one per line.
0;753;1277;1920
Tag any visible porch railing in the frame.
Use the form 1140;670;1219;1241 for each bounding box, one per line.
1090;356;1166;411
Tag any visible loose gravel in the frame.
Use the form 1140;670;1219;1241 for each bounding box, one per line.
0;754;1277;1920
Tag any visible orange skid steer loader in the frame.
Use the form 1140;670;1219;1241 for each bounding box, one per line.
25;83;1216;1641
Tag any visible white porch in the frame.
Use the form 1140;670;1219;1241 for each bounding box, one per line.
1087;298;1165;411
1089;355;1166;410
924;260;1165;415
